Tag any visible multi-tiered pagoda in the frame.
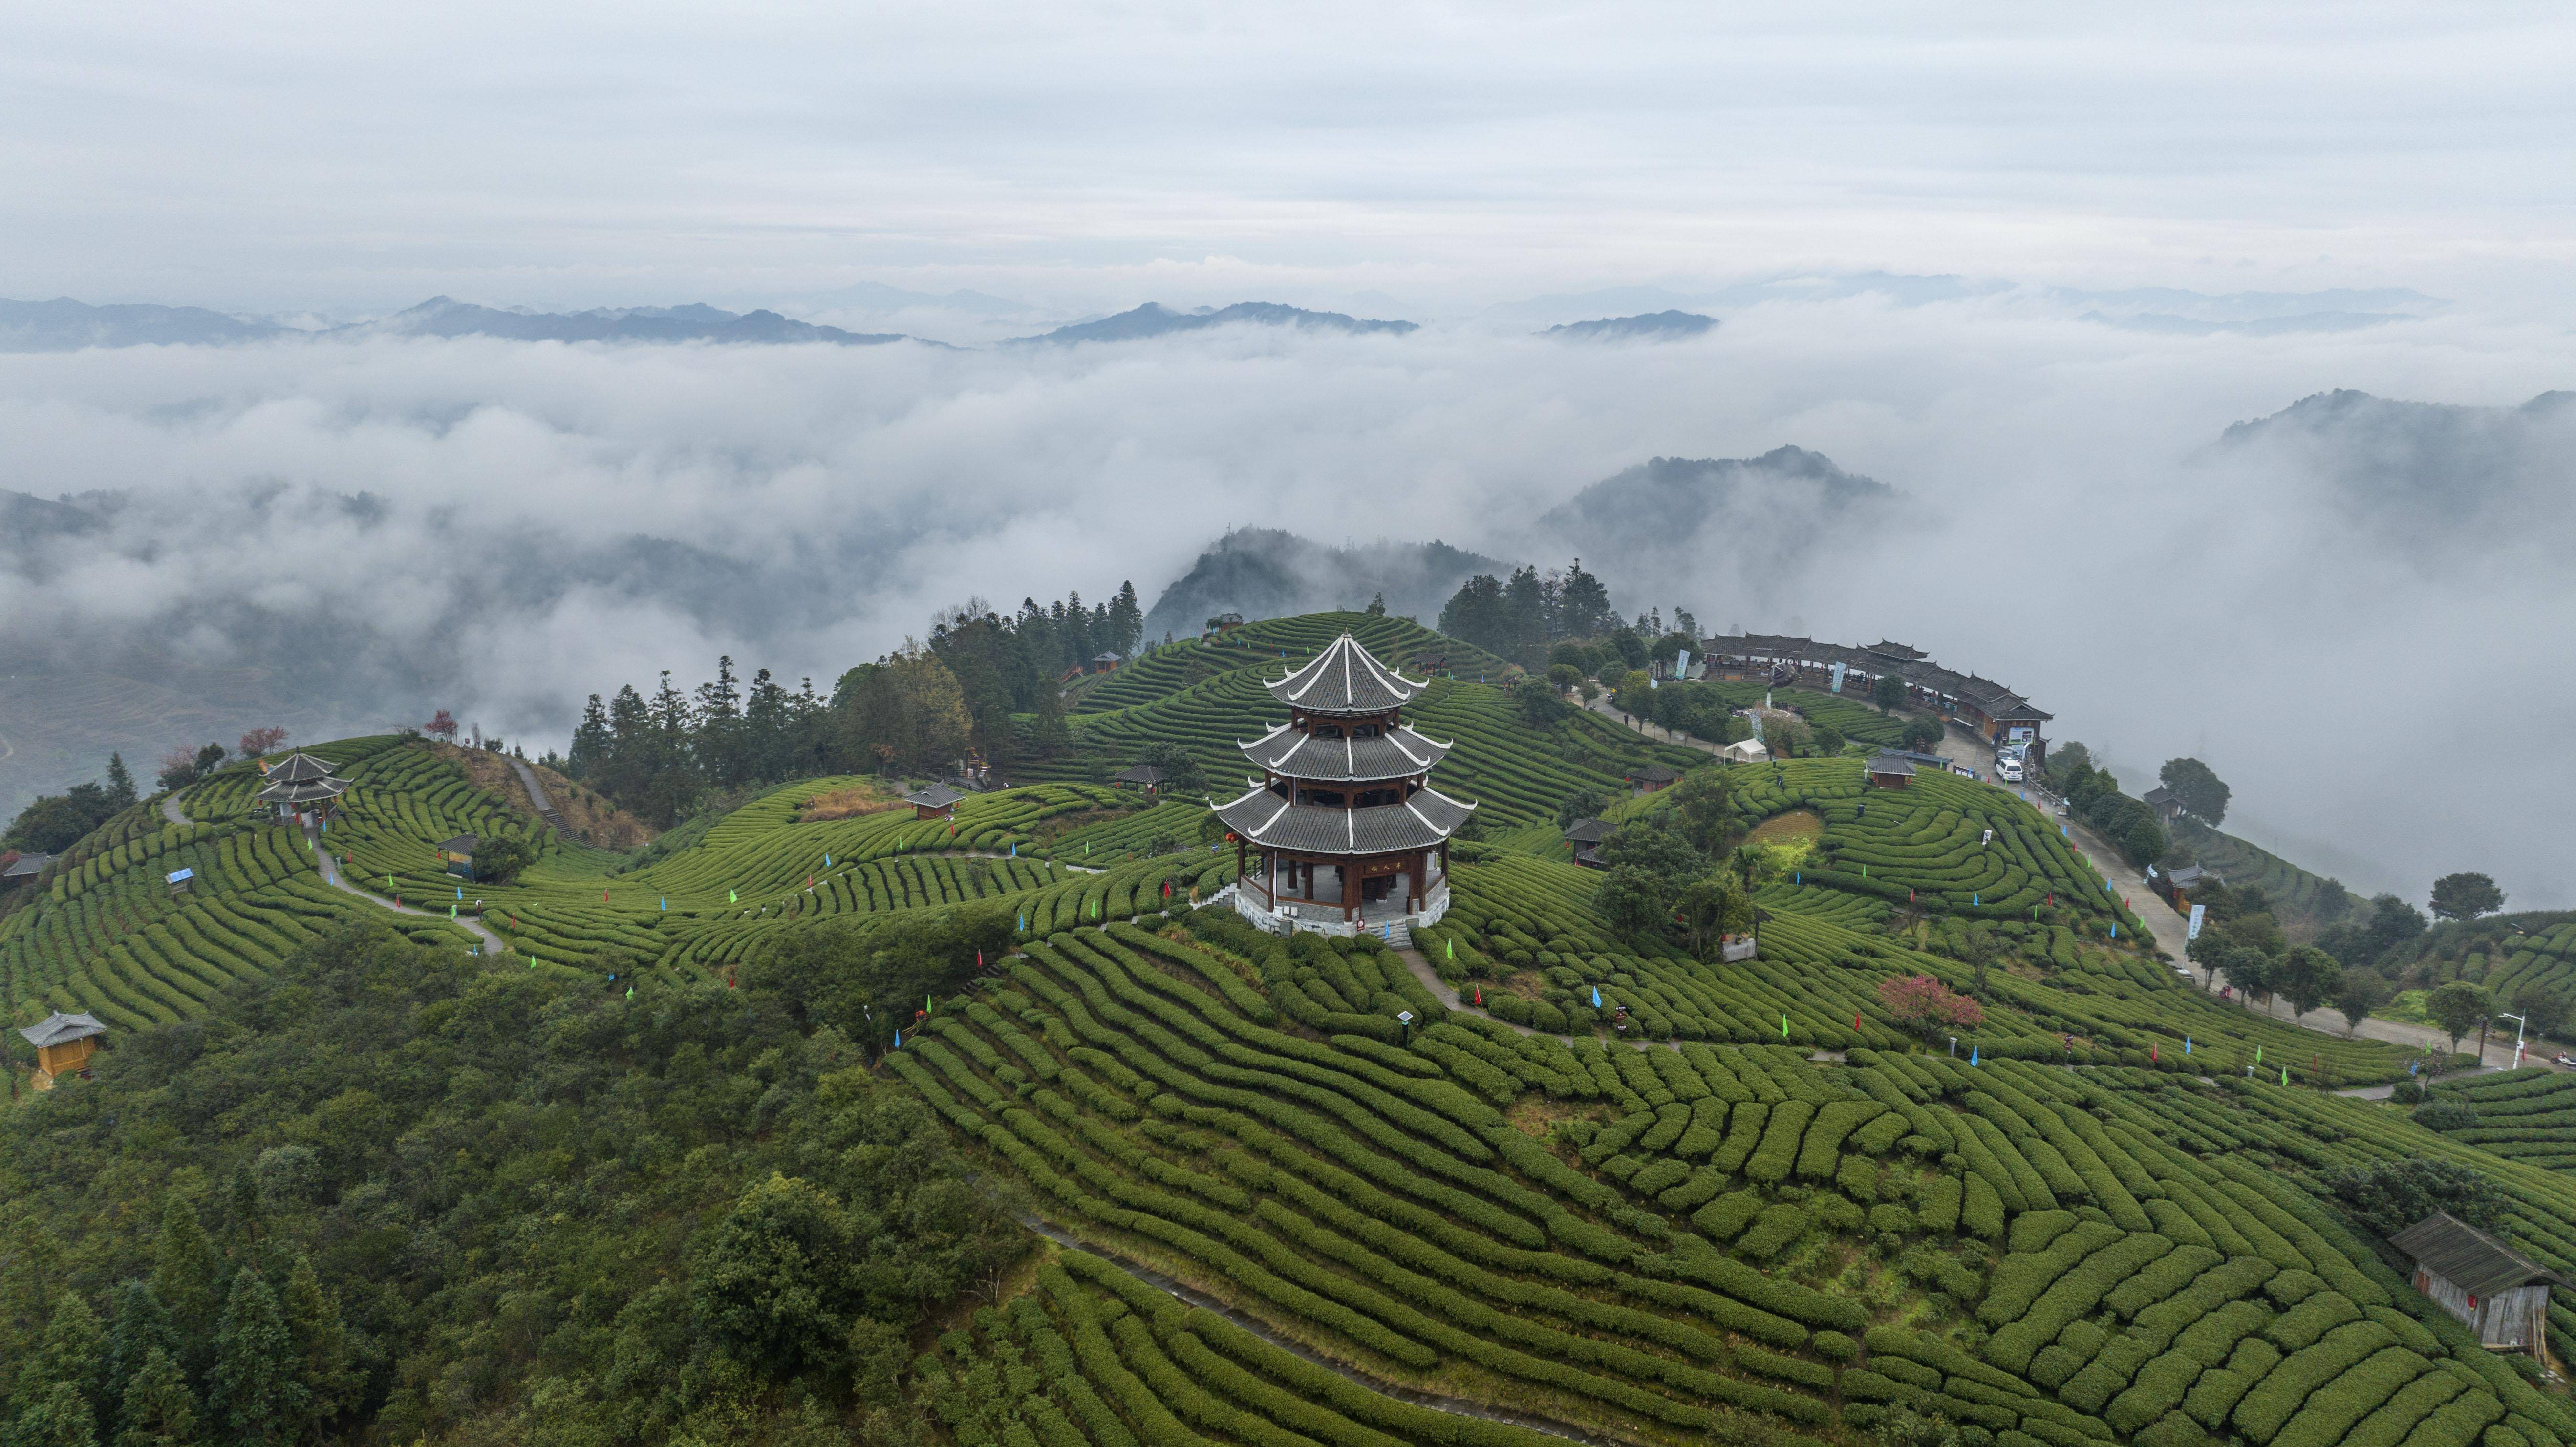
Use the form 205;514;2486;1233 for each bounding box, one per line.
253;750;349;819
1217;633;1475;934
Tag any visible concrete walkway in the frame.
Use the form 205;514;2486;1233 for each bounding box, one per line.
158;789;189;827
303;821;505;953
504;755;575;838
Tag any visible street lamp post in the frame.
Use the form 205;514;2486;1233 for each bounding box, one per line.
2497;1012;2528;1069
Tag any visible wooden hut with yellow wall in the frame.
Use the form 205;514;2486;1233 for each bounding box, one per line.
20;1012;106;1090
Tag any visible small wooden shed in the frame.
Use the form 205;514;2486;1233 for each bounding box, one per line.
165;866;195;897
904;783;964;820
1628;762;1680;793
1562;818;1609;871
19;1012;107;1090
1866;753;1917;789
2390;1212;2561;1357
438;834;478;877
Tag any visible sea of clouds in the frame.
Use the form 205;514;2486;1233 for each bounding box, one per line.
2;292;2570;905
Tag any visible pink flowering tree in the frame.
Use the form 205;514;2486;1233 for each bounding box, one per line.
1878;974;1984;1041
424;709;459;742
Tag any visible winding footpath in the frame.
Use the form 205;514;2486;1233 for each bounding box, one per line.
160;784;505;953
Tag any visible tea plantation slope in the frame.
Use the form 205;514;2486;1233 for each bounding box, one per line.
295;747;1247;980
1045;667;1699;830
0;739;479;1029
1076;612;1516;715
889;918;2572;1447
2423;1067;2576;1174
922;1246;1584;1447
1425;852;2415;1086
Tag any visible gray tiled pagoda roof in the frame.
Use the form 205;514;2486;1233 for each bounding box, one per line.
1262;634;1425;716
262;751;338;783
904;783;965;809
255;775;348;806
1213;784;1475;855
1238;722;1453;782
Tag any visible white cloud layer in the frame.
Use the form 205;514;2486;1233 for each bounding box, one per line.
1;301;2571;907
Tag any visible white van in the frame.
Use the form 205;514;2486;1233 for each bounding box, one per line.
1996;756;2024;783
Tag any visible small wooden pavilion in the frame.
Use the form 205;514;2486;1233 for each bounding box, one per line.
1562;818;1610;871
254;750;349;819
1866;753;1916;789
904;783;964;820
19;1012;106;1090
1111;764;1169;794
2390;1212;2561;1357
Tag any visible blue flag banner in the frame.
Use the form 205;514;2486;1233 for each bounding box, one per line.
1590;986;1602;1007
1971;1046;1979;1066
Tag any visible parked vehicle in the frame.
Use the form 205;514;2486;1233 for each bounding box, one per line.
1996;757;2024;782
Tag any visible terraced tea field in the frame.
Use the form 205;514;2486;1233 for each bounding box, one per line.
0;737;478;1029
892;916;2576;1447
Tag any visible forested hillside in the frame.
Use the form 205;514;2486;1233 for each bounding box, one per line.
4;612;2571;1447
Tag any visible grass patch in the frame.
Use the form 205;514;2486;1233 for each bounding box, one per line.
1749;809;1824;846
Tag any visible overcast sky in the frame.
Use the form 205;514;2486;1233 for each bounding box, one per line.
4;4;2575;906
6;3;2575;317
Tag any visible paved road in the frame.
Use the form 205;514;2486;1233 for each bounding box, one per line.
1584;693;1727;757
158;790;188;826
504;754;580;840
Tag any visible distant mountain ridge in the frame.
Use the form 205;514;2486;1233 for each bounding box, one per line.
0;297;292;350
1523;446;1904;589
1138;530;1503;642
1542;310;1717;341
347;297;922;346
2209;388;2576;538
1013;302;1417;345
0;295;929;350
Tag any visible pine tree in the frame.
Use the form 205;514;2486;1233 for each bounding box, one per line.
21;1380;100;1447
104;753;137;808
37;1282;107;1411
1030;684;1071;757
279;1257;356;1433
103;1282;178;1419
566;694;612;780
1109;580;1143;653
208;1269;303;1446
113;1347;197;1447
147;1200;220;1378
